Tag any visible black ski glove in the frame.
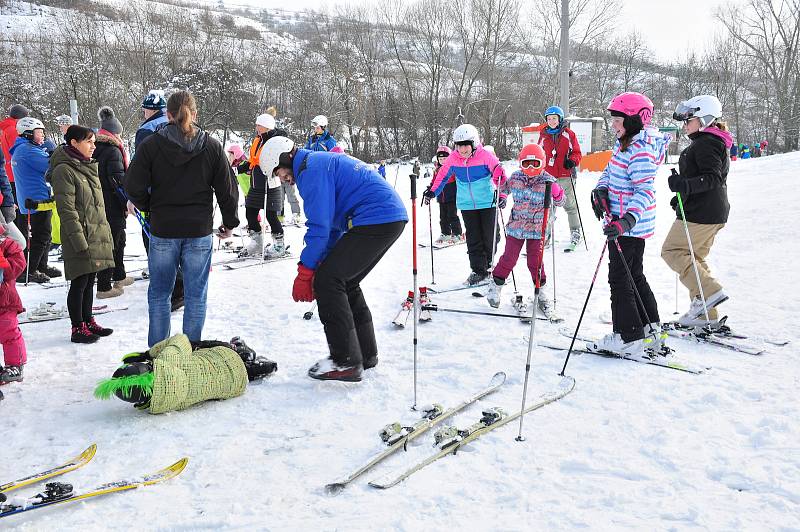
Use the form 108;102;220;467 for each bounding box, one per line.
603;213;636;240
564;157;577;169
422;186;435;205
498;196;507;209
668;170;688;194
590;188;609;220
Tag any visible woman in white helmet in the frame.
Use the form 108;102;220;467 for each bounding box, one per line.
662;95;733;327
304;115;337;152
423;124;507;286
241;108;289;258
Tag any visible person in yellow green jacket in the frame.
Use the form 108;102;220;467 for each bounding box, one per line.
94;334;277;413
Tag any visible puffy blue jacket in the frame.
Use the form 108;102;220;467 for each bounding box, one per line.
10;137;51;214
304;131;337;152
0;149;13;207
294;149;408;269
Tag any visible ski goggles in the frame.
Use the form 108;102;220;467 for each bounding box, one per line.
520;158;544;169
672;102;700;122
454;141;473;147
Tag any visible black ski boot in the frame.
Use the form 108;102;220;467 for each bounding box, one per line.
230;337;277;381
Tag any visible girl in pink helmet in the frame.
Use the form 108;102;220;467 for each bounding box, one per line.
588;92;670;358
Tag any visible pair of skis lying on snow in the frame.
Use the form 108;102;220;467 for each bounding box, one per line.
325;372;576;492
0;445;187;519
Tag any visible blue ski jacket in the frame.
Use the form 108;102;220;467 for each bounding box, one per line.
304;131;337;152
10;137;51;214
293;149;407;269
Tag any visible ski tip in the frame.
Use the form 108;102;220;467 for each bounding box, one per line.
81;444;98;462
149;457;189;483
490;371;507;386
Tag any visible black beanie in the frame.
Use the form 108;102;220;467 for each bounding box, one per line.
8;104;29;119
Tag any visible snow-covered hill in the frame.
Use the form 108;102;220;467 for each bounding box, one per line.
1;152;798;530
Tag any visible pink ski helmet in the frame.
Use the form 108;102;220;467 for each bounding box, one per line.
436;145;452;157
607;92;654;127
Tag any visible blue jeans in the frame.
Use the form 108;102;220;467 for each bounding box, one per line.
147;235;212;346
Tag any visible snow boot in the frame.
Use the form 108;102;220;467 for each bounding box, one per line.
486;276;504;308
263;234;287;259
71;323;99;344
86;318;113;337
464;271;487;287
587;332;646;357
114;276;136;288
17;270;49;284
39;265;62;278
239;230;263;258
97;286;124;299
308;357;363;382
0;364;23;384
564;229;581;252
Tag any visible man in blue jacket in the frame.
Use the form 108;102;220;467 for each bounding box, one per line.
10;117;61;283
304;115;337;152
260;136;407;382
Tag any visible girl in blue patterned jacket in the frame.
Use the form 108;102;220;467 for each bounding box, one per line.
486;144;564;313
589;92;669;357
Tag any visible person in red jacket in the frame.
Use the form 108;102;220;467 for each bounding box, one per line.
0;106;28;182
538;105;583;251
0;223;28;384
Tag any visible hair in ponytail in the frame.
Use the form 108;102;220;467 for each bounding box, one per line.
166;90;197;140
712;120;729;131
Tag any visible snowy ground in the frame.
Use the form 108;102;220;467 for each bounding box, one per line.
2;153;799;530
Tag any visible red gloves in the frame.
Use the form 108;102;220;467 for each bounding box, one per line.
292;264;316;302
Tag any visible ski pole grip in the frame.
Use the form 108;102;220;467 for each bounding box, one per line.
410;174;417;200
543;181;552;209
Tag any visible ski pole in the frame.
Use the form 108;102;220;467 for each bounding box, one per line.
410;173;419;410
549;215;557;311
488;189;501;270
25;211;31;286
426;201;435;285
600;200;658;339
674;273;679;315
303;301;317;320
422;304;535;320
517;181;552;442
675;187;711;323
568;171;588;251
393;164;401;189
498;208;517;293
559;241;608;376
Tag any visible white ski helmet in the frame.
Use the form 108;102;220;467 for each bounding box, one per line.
259;136;295;176
16;116;45;135
673;95;723;128
452;124;480;147
255;113;276;130
311;115;328;128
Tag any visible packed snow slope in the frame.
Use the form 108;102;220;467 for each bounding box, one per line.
2;152;798;530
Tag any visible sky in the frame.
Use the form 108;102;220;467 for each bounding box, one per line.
222;0;740;63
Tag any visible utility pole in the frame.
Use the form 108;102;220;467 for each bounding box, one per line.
559;0;570;116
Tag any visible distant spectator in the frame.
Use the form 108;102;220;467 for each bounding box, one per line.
0;104;28;219
304;115;337;152
729;143;738;161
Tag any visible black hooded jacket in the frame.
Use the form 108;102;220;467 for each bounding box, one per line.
124;124;239;238
674;131;730;225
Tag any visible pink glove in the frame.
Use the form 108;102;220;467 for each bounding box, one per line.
551;183;565;204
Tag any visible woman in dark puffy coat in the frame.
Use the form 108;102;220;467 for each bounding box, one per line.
51;125;115;344
94;106;133;299
663;95;733;327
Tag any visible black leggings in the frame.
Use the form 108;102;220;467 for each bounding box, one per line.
438;201;462;236
67;272;96;327
245;207;283;236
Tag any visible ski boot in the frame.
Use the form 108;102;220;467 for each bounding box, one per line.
486;277;504;308
307;357;362;382
587;333;647;358
0;364;23;384
464;271;487;287
564;229;581;252
419;286;432;322
263;234;288;259
238;230;263;258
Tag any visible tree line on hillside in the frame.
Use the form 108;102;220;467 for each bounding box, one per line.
0;0;797;160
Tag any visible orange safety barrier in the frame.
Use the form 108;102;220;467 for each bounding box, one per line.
580;150;612;172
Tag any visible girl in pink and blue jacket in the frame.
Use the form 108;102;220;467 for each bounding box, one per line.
423;124;507;286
